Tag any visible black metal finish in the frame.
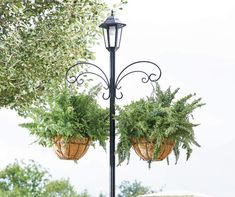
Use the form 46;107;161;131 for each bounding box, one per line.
99;11;126;29
66;61;110;100
66;59;161;197
115;61;162;100
109;50;116;197
65;12;162;197
99;11;126;52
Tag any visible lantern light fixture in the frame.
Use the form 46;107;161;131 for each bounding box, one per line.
99;11;126;51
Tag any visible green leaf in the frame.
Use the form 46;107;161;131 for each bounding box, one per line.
116;82;205;166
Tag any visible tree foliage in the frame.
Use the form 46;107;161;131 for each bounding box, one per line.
118;180;153;197
0;160;91;197
0;160;49;196
0;0;108;113
42;180;90;197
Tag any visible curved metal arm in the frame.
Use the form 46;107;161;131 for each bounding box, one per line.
115;61;162;99
66;61;109;87
65;61;110;99
66;61;162;100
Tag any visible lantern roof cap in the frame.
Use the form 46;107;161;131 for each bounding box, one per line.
99;10;126;29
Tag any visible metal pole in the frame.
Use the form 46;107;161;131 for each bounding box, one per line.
109;49;116;197
65;58;162;197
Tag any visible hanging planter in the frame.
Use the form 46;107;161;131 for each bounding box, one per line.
54;137;91;160
116;83;205;166
20;86;109;160
131;138;175;161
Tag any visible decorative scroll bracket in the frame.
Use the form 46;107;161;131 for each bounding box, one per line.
66;61;110;100
65;60;162;100
115;61;162;99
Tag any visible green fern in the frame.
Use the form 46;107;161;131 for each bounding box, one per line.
20;86;109;149
116;83;205;165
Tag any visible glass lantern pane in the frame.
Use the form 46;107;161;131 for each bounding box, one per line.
103;29;108;48
108;26;116;47
116;28;123;48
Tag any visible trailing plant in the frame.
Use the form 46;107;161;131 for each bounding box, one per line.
116;83;205;165
20;85;109;149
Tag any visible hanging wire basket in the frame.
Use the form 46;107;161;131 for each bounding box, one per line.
131;138;175;161
54;137;91;160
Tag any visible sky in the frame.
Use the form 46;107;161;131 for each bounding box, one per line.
1;0;235;196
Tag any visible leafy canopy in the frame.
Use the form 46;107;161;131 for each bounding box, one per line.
20;85;109;149
0;160;91;197
0;160;48;197
42;180;90;197
0;0;108;113
118;180;153;197
116;83;205;165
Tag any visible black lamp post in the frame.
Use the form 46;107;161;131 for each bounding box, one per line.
66;11;162;197
99;11;126;197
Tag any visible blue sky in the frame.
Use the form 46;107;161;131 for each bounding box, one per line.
1;0;235;196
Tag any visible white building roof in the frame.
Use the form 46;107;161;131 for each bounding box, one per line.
138;191;213;197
